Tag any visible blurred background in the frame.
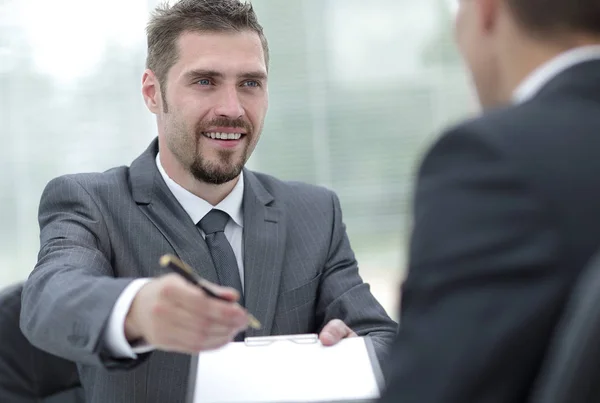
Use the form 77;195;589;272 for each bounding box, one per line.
0;0;475;319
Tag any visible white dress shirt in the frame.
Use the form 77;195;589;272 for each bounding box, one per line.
103;153;245;358
512;45;600;104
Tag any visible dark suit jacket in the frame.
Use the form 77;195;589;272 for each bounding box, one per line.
0;283;84;403
20;139;397;403
381;59;600;403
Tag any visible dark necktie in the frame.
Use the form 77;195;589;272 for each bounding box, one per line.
198;209;245;308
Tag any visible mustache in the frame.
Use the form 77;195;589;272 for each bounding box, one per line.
196;117;253;134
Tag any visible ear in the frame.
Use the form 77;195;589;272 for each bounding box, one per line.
142;69;162;114
478;0;500;33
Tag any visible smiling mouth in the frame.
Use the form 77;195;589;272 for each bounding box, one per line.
202;132;244;140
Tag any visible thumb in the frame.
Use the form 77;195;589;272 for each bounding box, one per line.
201;281;240;303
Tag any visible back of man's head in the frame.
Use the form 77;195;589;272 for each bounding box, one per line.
505;0;600;38
454;0;600;109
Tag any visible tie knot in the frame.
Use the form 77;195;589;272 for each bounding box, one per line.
198;209;230;235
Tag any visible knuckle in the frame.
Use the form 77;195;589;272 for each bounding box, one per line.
150;301;165;317
159;283;174;299
225;304;244;318
161;275;184;295
216;304;231;318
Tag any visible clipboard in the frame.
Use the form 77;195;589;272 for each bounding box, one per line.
186;334;384;403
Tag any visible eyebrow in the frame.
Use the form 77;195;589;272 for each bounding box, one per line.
239;71;268;81
183;69;267;82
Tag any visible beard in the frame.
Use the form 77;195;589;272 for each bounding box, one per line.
186;116;254;185
189;149;246;185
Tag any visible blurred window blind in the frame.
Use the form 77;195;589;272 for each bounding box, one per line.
250;0;474;266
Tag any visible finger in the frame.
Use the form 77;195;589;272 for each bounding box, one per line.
177;298;249;338
156;275;248;330
149;304;203;341
164;284;246;328
149;293;235;337
201;282;240;303
152;315;237;353
151;289;209;330
200;323;239;339
202;298;249;328
319;319;355;346
158;274;205;308
160;275;239;305
157;275;236;312
166;302;247;338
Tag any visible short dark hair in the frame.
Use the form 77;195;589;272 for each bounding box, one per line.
146;0;269;109
505;0;600;37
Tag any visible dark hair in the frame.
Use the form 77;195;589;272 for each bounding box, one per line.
146;0;269;109
505;0;600;37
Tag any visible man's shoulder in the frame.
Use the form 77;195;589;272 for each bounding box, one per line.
429;97;600;198
450;97;598;155
44;165;131;196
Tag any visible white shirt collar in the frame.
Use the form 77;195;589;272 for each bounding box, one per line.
512;45;600;104
155;153;244;227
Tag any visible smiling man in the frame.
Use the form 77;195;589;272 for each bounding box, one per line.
19;1;397;402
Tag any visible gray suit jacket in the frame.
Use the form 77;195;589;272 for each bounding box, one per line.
20;139;397;403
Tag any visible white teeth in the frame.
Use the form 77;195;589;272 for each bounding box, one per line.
204;132;242;140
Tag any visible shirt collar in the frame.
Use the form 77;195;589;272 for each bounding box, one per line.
512;45;600;104
155;153;244;227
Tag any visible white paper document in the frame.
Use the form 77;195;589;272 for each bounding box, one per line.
189;334;382;403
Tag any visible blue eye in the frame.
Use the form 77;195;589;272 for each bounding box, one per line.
243;80;260;88
197;79;211;86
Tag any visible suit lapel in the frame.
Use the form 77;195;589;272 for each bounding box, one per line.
129;139;219;284
242;170;287;337
129;142;286;334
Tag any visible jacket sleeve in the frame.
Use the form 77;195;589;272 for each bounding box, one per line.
20;175;149;370
316;190;398;364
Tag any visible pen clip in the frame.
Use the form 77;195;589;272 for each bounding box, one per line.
243;333;319;347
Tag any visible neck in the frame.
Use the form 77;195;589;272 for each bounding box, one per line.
159;149;239;206
499;31;600;101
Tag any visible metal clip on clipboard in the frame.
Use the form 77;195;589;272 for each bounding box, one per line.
243;333;319;347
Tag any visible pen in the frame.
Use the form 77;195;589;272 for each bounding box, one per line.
159;254;262;330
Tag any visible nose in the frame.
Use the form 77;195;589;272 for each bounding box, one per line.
214;86;244;119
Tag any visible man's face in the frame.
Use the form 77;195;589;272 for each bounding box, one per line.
455;0;502;108
157;30;268;185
